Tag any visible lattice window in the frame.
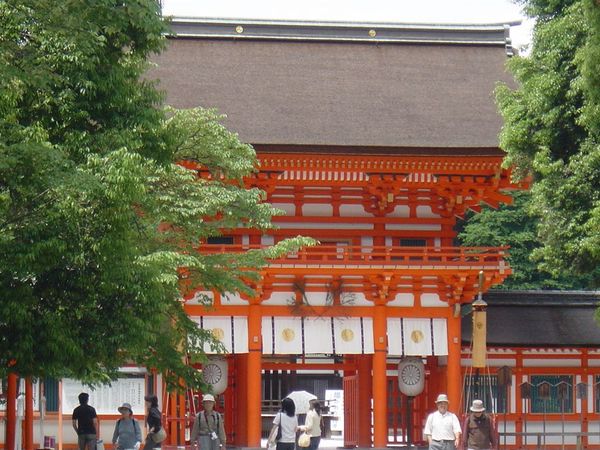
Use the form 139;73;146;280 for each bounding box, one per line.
530;375;573;413
464;374;507;413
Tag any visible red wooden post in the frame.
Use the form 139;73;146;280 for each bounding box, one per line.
6;373;18;450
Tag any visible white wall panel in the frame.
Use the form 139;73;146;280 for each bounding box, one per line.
340;204;371;217
388;205;410;217
420;293;447;307
262;291;294;305
271;203;295;215
388;293;414;307
302;203;333;217
416;205;440;218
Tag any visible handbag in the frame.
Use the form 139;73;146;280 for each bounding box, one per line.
298;432;311;448
151;427;167;443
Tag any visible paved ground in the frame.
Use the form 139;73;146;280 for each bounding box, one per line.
259;436;428;449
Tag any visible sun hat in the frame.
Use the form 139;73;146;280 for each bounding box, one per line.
435;394;449;404
117;402;133;414
470;399;485;412
202;394;216;402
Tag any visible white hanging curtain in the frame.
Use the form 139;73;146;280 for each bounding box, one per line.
387;318;448;356
193;316;249;354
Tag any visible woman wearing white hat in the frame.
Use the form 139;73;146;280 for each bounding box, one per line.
423;394;461;450
191;394;226;450
112;403;142;450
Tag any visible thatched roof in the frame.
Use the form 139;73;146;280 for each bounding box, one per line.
150;19;515;151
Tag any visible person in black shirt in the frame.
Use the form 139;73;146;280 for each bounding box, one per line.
143;395;163;449
72;393;98;450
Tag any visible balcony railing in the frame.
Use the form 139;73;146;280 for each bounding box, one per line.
199;244;509;268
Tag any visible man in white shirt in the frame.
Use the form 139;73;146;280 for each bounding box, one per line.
423;394;462;450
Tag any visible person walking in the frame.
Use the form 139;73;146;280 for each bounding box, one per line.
191;394;226;450
461;400;497;450
112;402;142;450
143;395;164;450
299;400;322;450
423;394;462;450
72;393;98;450
267;398;298;450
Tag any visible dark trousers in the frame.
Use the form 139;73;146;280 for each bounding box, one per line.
276;442;295;450
308;436;320;450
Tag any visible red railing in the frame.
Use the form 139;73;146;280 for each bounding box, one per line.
198;245;508;267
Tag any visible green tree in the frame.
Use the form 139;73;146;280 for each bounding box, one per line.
458;192;594;289
495;0;600;283
0;0;310;388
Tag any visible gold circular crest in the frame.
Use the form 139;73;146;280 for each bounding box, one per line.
282;328;295;342
211;328;225;341
368;29;377;37
235;25;244;34
411;330;424;343
341;329;354;342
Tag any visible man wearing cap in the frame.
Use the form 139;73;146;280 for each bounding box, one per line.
423;394;461;450
461;400;496;450
191;394;226;450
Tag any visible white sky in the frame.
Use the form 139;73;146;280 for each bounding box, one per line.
162;0;534;51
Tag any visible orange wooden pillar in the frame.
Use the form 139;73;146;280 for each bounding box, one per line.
357;356;373;447
6;373;18;450
372;304;388;448
25;377;34;450
169;391;178;445
246;302;262;447
446;310;462;409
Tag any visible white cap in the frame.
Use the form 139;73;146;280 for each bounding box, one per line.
202;394;216;402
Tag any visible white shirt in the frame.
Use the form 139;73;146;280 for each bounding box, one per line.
423;410;461;440
273;412;298;443
303;410;321;437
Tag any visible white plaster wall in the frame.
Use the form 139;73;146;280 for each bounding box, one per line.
361;236;373;248
271;203;295;215
261;235;274;246
387;293;414;307
220;292;249;305
339;204;371;217
420;293;447;307
301;203;333;217
347;293;373;306
461;358;516;367
303;291;330;306
495;420;516;446
388;205;410;218
516;421;580;445
385;223;441;231
262;291;294;305
588;422;600;445
416;205;441;218
523;358;582;367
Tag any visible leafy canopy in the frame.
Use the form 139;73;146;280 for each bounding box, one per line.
495;0;600;282
0;0;311;388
